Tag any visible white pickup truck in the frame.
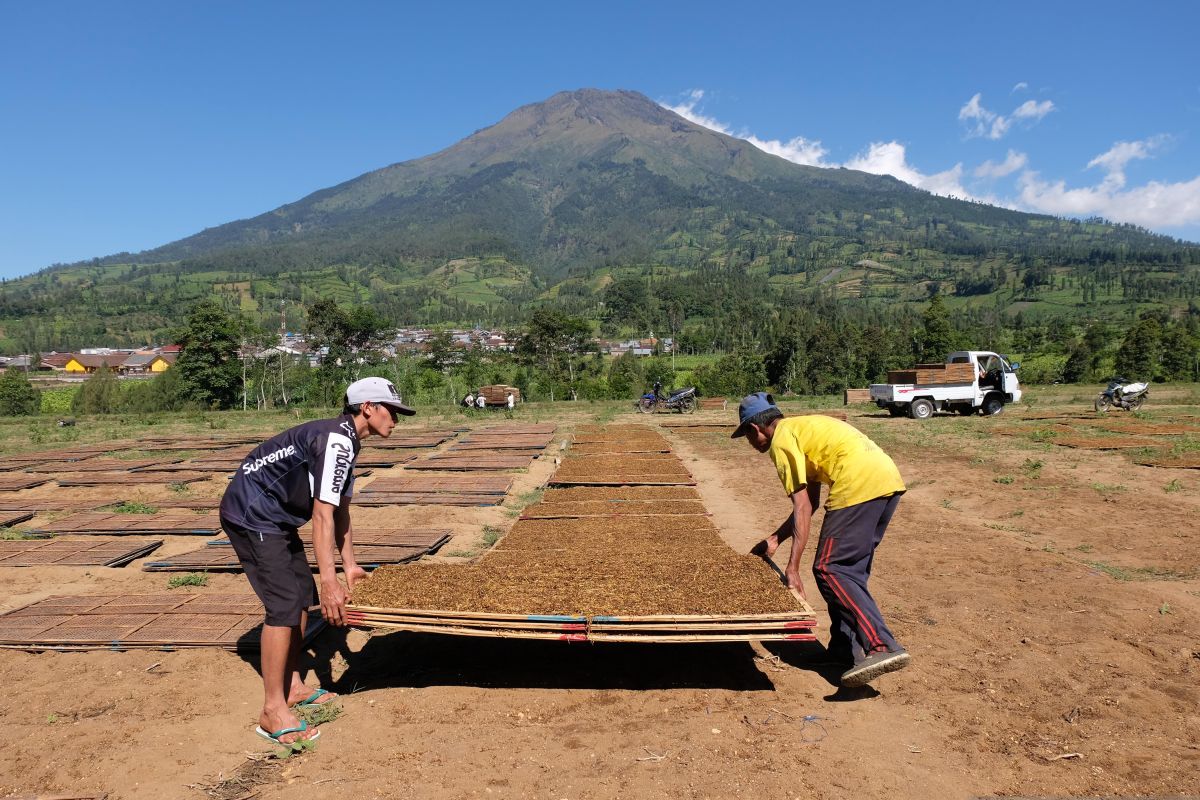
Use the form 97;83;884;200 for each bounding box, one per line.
870;351;1023;419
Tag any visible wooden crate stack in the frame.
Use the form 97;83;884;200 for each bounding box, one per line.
886;362;976;385
478;385;521;406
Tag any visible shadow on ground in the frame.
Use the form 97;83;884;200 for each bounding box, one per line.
314;628;778;692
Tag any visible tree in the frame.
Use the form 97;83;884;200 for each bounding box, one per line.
692;348;767;397
919;294;955;361
606;351;643;398
515;310;593;401
0;368;40;416
1158;324;1198;381
175;299;243;409
1061;339;1092;383
1114;316;1162;379
72;366;123;414
305;299;396;405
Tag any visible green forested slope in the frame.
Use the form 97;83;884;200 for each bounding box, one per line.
1;89;1197;352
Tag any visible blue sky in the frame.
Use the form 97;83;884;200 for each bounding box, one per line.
2;1;1198;279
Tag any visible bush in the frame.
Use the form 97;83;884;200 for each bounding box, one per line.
0;368;40;416
72;367;123;414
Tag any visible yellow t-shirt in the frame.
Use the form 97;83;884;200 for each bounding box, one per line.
768;416;905;510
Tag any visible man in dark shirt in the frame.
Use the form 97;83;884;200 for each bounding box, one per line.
220;377;414;744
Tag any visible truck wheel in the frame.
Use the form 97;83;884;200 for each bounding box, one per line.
908;399;934;420
981;394;1005;416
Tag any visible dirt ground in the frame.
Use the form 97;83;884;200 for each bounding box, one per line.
1;395;1198;799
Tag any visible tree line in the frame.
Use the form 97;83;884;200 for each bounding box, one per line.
2;291;1197;418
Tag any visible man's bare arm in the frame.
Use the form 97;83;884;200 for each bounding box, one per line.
312;500;347;626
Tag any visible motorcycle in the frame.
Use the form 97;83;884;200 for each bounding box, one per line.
1094;377;1149;412
635;386;697;414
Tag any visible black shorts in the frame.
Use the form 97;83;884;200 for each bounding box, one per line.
222;518;316;627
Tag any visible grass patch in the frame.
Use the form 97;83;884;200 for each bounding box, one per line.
167;573;209;589
481;526;503;548
994;475;1015;485
296;701;343;727
983;522;1024;532
444;549;477;558
1021;458;1044;478
1086;562;1190;581
1164;479;1184;493
112;501;159;514
1091;482;1127;493
1076;544;1095;553
1;528;37;540
505;488;544;517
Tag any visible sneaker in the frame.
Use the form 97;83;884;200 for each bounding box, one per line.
840;649;911;687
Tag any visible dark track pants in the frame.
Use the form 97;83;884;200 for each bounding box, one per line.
812;492;904;662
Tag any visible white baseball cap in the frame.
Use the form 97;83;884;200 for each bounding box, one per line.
344;377;415;416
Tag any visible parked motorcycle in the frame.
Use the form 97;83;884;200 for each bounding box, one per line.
1094;377;1149;412
635;386;697;413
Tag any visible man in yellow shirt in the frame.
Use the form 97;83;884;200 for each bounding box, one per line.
733;392;910;688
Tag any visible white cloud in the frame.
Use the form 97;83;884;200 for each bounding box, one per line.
1018;171;1200;228
661;91;1200;232
663;90;831;167
844;142;973;198
975;150;1028;178
1012;81;1029;93
662;91;971;198
958;93;1055;140
1012;100;1054;122
1019;136;1200;228
1086;135;1169;187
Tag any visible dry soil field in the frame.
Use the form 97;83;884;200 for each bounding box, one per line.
1;391;1198;799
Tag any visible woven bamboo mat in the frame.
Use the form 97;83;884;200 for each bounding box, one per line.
0;537;162;567
408;454;535;471
57;473;210;486
29;458;182;473
1051;435;1161;449
30;512;223;536
0;592;323;651
1132;451;1200;469
353;492;504;506
363;430;459;449
540;486;701;503
142;544;429;571
138;459;242;472
451;438;552;451
155;497;222;510
470;424;556;436
520;500;708;519
568;442;671;454
235;528;452;549
362;474;512;494
353;452;417;468
0;511;34;528
0;475;50;492
0;497;126;513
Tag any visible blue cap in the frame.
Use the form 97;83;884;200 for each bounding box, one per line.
731;391;779;438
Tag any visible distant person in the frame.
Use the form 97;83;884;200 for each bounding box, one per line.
506;391;515;410
476;392;487;410
219;377;414;744
733;392;910;689
463;392;475;409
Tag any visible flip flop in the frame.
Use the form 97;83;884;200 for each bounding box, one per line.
254;720;320;744
295;688;336;708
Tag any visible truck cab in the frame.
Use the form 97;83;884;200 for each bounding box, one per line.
869;350;1022;419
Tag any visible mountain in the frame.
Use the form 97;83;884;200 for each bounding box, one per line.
2;89;1198;352
137;88;957;272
